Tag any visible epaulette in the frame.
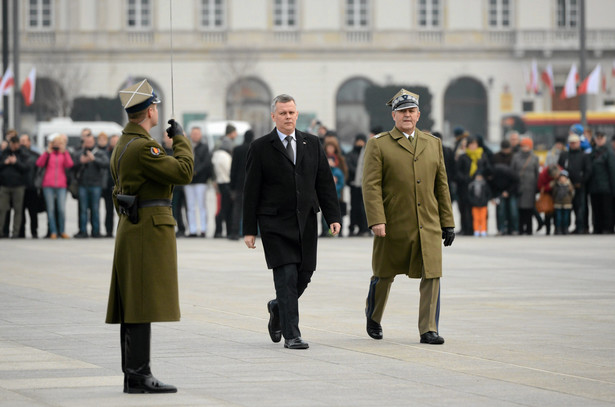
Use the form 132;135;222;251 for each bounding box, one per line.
374;132;388;139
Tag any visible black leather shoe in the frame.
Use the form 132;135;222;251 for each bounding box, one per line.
366;317;383;340
267;300;282;343
284;337;309;349
124;373;177;393
420;331;445;345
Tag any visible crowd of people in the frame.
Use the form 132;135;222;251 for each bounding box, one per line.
445;124;615;236
2;121;614;240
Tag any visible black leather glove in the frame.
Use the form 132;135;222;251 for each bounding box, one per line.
166;119;184;138
442;227;455;247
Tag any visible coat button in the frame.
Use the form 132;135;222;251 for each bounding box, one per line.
417;179;421;184
419;225;423;229
418;202;421;206
414;158;418;162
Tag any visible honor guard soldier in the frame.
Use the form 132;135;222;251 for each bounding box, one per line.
362;89;455;345
105;79;194;393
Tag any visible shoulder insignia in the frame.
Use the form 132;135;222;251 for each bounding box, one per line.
150;146;161;156
374;132;387;139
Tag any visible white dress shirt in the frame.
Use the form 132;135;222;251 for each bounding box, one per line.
277;129;297;164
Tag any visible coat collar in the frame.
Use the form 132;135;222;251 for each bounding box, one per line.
389;126;427;157
268;127;306;166
123;122;154;140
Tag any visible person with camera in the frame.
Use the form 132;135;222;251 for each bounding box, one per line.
72;132;109;238
105;79;193;394
0;135;29;238
35;133;74;239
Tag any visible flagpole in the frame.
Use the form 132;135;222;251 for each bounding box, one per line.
12;0;20;131
2;0;9;135
579;0;587;128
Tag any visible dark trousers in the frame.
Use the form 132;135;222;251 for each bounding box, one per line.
272;263;313;340
172;186;186;234
572;187;587;233
591;193;614;234
519;208;533;235
19;187;39;238
102;187;114;236
349;186;368;235
214;183;233;237
229;190;243;237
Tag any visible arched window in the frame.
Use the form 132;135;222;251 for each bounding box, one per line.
335;77;374;145
443;77;488;139
226;77;272;138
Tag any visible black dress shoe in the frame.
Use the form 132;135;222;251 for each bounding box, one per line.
420;331;445;345
366;317;383;340
124;373;177;393
284;337;309;349
267;300;282;343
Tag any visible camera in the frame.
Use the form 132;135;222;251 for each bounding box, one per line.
52;146;60;152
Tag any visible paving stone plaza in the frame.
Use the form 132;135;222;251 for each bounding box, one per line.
1;227;613;406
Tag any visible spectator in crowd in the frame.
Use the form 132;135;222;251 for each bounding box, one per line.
97;132;115;238
475;134;493;163
433;131;456;204
229;129;254;240
456;136;491;236
0;135;29;238
35;133;74;239
345;133;367;237
511;137;540;235
452;126;468;161
322;139;348;236
537;163;560;236
546;135;567;167
212;124;236;238
558;133;592;234
588;132;615;234
570;123;592;153
18;133;41;238
72;132;110;238
490;139;518;234
184;127;212;238
507;130;521;154
163;133;188;237
350;127;381;237
467;171;491;237
551;170;575;235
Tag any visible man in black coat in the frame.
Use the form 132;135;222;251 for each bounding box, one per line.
229;129;254;240
243;94;341;350
558;134;592;234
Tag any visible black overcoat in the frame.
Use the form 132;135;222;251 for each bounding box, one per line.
243;128;341;271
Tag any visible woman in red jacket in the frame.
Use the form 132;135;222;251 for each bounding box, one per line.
36;134;74;239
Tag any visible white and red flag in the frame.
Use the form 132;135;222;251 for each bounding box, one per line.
0;67;14;95
530;60;540;94
21;68;36;106
560;63;578;99
578;64;602;95
541;63;555;96
612;60;615;77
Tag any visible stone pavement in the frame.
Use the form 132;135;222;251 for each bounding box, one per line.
0;233;614;406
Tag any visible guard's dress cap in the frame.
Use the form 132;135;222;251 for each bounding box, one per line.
386;89;419;111
119;79;161;113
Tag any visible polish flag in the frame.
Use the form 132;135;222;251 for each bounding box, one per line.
560;63;578;99
21;68;36;106
0;67;14;95
541;63;555;96
612;60;615;77
578;64;601;95
530;60;540;94
522;65;531;93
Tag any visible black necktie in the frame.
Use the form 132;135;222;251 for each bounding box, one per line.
285;135;295;164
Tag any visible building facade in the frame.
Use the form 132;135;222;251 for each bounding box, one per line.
5;0;615;144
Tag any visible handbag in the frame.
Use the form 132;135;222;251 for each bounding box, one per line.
34;166;46;189
535;191;554;214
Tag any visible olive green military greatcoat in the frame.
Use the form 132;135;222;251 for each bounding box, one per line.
362;127;454;279
105;122;193;324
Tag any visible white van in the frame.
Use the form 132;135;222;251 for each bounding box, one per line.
36;117;123;151
187;120;251;149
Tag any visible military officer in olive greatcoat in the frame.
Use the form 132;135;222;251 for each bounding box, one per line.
362;89;455;345
105;79;194;393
